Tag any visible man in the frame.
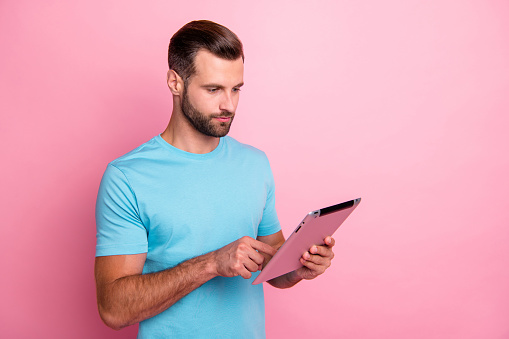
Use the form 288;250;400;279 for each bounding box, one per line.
95;20;335;338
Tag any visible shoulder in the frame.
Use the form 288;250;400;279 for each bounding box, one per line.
222;136;275;181
223;136;269;161
109;136;162;171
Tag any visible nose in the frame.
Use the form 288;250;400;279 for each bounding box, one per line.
219;91;236;113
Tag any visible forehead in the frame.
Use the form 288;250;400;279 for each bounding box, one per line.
190;49;244;85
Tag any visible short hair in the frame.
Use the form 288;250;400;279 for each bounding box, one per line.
168;20;244;83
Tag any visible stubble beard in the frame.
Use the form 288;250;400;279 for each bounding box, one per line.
181;87;235;138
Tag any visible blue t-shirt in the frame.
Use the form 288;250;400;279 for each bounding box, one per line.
95;135;281;338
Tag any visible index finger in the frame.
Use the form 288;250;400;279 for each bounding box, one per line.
249;238;278;256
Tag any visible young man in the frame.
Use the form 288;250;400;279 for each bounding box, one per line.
95;20;335;338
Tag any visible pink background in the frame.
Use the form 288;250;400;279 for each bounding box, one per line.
1;1;508;338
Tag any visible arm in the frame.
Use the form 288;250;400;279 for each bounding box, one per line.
257;231;336;289
95;252;215;330
95;236;276;330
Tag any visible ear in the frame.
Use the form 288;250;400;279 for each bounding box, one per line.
167;70;184;96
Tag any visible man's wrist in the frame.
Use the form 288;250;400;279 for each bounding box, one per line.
268;269;303;289
177;251;219;284
200;251;219;279
286;269;303;285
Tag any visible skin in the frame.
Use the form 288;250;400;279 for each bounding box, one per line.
95;49;335;330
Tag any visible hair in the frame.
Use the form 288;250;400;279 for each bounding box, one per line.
168;20;244;83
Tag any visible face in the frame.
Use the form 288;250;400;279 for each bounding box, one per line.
180;50;244;138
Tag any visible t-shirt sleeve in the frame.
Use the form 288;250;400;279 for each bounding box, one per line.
257;155;282;237
95;164;148;257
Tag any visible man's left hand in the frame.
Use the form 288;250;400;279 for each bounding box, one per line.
295;236;335;280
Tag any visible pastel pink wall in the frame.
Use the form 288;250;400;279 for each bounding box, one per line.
1;1;508;338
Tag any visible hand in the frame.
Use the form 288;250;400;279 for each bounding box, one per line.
295;236;335;280
213;236;277;279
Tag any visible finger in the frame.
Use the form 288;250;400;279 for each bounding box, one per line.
237;239;269;265
243;259;260;273
309;244;334;258
240;270;252;279
249;238;277;256
248;250;266;266
302;251;329;266
233;244;263;271
324;236;335;247
299;257;326;275
232;262;253;279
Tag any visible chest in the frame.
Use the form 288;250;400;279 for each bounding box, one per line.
133;160;269;266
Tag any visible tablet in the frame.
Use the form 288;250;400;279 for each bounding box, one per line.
252;198;361;285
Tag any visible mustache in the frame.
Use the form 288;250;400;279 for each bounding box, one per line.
212;112;235;118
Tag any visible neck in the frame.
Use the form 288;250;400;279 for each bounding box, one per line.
160;100;220;154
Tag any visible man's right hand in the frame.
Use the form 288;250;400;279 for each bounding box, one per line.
212;236;277;279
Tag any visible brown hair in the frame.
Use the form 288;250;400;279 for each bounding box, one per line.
168;20;244;82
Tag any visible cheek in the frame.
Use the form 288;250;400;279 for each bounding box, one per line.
189;92;217;113
233;95;240;107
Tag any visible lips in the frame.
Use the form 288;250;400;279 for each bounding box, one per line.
215;116;231;122
213;114;234;122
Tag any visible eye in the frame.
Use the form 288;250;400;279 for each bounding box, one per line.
208;88;218;93
232;87;241;93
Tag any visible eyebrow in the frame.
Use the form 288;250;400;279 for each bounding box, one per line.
202;82;244;89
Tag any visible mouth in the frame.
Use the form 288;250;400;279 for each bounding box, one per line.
213;115;234;123
215;117;231;122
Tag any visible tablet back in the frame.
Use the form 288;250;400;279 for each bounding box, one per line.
252;198;361;284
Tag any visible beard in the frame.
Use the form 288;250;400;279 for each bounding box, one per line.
181;87;235;138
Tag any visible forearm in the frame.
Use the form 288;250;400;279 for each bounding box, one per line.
267;270;302;289
98;252;216;330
